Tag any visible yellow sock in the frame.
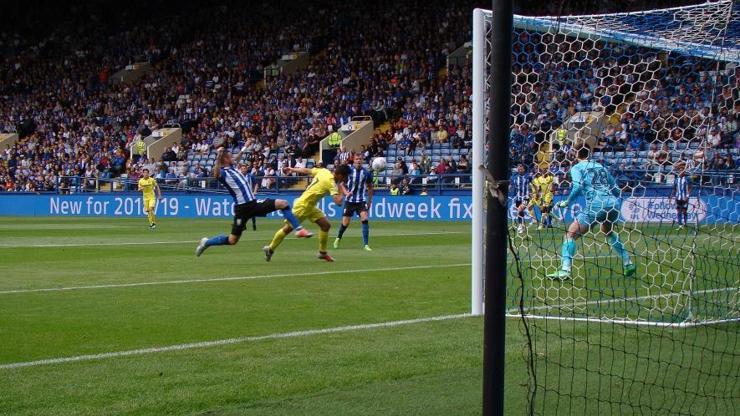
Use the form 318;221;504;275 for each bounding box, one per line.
269;229;288;251
147;210;155;225
319;230;328;252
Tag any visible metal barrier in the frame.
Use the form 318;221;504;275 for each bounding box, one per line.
8;170;737;195
52;175;313;195
48;174;474;195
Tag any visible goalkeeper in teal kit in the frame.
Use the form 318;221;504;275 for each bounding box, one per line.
548;146;636;279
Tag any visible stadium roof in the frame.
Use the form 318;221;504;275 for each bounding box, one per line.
513;0;740;63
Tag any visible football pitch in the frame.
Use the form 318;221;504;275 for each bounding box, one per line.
0;217;737;415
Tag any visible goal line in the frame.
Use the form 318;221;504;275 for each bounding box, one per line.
505;286;739;328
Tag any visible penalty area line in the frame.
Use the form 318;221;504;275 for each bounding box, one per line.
0;313;471;370
0;263;472;295
0;231;465;248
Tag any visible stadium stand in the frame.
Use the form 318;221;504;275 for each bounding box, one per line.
0;0;737;193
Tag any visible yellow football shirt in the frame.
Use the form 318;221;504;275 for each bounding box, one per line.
295;168;339;208
138;177;157;199
533;175;554;204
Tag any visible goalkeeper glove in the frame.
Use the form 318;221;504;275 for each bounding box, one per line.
558;200;568;208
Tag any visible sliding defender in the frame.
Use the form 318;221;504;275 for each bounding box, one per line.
195;147;310;257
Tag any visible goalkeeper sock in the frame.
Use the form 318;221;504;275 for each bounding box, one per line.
205;235;229;247
337;223;348;239
607;233;631;266
561;238;576;271
281;206;302;230
319;230;329;252
269;229;287;251
361;220;369;246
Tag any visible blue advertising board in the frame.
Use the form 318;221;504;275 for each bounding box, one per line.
0;194;470;221
0;193;737;223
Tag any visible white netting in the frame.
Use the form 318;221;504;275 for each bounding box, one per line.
473;1;738;414
473;0;739;325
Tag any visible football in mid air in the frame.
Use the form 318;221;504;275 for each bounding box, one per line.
371;157;387;172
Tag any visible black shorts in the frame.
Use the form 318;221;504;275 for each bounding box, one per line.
343;201;368;217
231;199;277;236
514;198;529;209
676;199;688;209
540;203;552;213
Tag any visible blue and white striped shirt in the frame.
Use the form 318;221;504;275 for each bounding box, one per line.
346;166;373;203
675;175;690;201
219;167;256;205
511;172;531;200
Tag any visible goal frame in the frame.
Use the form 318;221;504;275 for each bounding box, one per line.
471;2;739;323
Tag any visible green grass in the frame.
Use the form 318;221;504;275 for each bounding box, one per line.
510;222;740;322
0;217;737;415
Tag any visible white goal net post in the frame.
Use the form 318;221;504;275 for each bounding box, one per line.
471;1;739;317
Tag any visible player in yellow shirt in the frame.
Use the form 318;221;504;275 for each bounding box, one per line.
531;168;555;229
264;165;350;262
527;171;541;227
137;168;161;229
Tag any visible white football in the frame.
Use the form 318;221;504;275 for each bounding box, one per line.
371;157;387;171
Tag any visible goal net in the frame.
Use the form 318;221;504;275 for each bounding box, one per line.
472;1;738;414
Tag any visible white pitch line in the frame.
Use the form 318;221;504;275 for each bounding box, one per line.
507;286;738;314
0;239;198;248
505;313;740;328
0;263;472;295
0;313;471;370
0;231;466;248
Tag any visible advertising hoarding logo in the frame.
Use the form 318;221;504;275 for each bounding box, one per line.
621;197;707;223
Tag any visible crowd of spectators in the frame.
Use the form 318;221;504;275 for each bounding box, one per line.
506;31;737;178
0;0;345;191
381;39;736;191
451;33;740;189
348;58;475;190
0;0;478;192
367;26;737;191
0;0;736;193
